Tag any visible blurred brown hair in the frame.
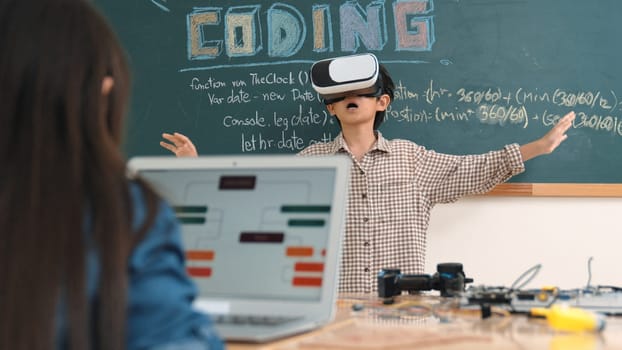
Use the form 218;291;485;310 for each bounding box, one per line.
0;0;157;349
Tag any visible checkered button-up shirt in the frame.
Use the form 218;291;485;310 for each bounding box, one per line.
299;132;525;293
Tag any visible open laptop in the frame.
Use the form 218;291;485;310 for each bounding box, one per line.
127;155;350;342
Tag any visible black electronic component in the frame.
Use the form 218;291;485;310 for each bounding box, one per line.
465;286;513;304
378;263;474;298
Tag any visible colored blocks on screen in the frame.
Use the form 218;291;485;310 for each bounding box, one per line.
186;250;215;261
294;262;324;272
286;246;314;257
187;267;212;278
292;277;323;287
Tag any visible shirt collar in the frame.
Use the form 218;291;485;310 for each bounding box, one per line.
330;133;348;154
374;131;392;153
331;131;392;154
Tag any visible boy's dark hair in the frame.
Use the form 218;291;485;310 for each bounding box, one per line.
374;64;395;129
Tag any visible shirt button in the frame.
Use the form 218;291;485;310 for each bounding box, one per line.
359;170;364;175
363;217;369;223
362;193;367;199
364;267;370;272
363;241;370;246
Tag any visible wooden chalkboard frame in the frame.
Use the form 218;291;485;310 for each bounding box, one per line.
488;184;622;197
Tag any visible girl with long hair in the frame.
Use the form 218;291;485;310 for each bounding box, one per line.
0;0;223;349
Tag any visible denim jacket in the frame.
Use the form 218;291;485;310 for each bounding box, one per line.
56;182;224;350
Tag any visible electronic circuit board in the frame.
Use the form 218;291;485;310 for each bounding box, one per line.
463;285;622;315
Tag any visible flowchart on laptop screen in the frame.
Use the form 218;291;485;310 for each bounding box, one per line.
144;168;337;301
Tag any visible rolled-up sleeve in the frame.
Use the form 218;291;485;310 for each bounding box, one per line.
419;143;525;204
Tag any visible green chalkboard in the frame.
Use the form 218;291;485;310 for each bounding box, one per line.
96;0;622;183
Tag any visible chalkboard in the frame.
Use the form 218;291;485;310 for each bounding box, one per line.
96;0;622;183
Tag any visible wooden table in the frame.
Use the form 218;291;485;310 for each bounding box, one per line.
228;293;622;350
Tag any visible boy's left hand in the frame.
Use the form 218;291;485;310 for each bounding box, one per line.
520;111;575;161
537;111;575;155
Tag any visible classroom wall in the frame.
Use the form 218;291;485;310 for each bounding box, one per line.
426;196;621;290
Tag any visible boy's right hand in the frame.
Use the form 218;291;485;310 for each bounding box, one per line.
160;132;198;157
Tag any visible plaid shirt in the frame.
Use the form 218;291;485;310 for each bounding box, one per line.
299;132;524;293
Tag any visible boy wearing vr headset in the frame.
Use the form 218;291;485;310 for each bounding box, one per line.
161;54;575;293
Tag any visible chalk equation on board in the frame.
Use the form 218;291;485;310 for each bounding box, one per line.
181;70;622;153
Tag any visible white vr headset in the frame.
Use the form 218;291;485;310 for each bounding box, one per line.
310;53;379;95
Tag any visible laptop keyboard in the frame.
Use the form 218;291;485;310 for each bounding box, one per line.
213;314;303;327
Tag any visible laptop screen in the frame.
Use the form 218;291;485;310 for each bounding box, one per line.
130;156;349;304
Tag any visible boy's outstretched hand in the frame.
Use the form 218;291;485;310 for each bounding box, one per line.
520;111;575;162
160;132;198;157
